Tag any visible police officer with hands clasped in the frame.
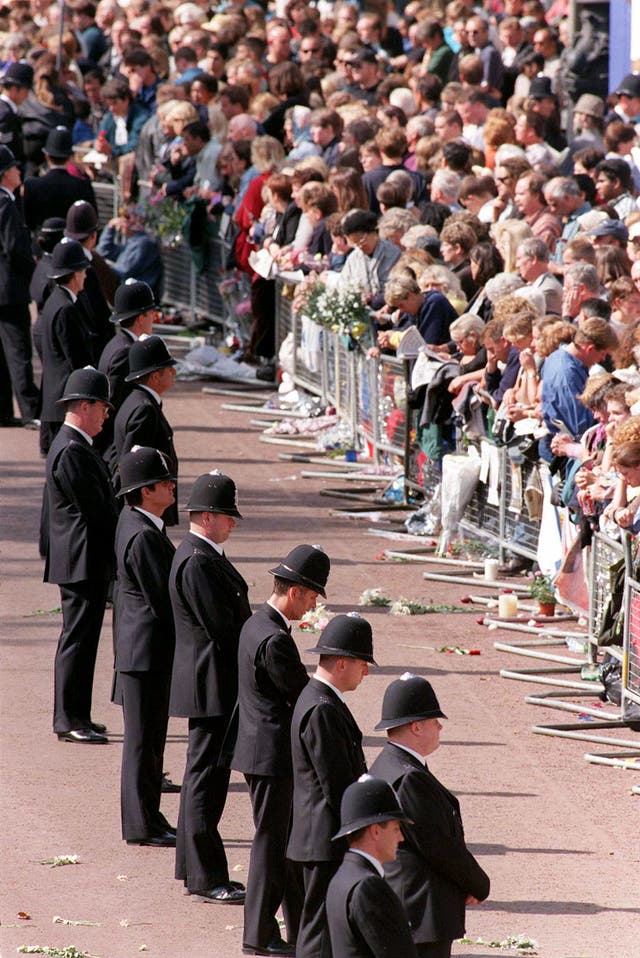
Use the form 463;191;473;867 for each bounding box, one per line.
113;445;178;848
370;675;490;958
169;471;251;904
233;544;331;958
44;366;118;744
288;612;375;958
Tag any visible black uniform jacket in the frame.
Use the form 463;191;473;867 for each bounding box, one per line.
369;742;490;944
233;602;309;777
169;532;251;719
96;326;134;451
0;188;34;306
44;424;118;585
98;327;134;413
109;384;178;525
0;100;23;163
288;678;366;863
40;285;95;422
113;507;176;673
326;851;417;958
23;167;96;232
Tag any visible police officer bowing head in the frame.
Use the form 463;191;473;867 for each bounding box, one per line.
268;544;331;620
185;469;242;545
306;612;376;692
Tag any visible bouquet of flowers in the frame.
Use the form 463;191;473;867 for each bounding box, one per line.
138;195;189;247
295;278;370;341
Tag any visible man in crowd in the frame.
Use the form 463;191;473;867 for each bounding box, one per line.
169;471;251;904
234;545;331;958
288;613;374;958
44;366;118;744
515;237;563;315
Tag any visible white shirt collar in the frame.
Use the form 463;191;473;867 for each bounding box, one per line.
351;849;385;877
133;506;164;530
390;741;426;766
267;599;291;631
65;421;93;445
122;326;137;341
0;93;17;113
60;285;78;303
138;383;161;404
313;672;345;704
0;185;15;201
190;530;223;554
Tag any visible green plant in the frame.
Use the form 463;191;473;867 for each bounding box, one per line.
528;572;556;604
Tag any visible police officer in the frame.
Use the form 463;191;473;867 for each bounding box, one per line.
97;279;159;451
234;545;331;958
169;471;251;903
44;367;118;743
0;63;33;164
288;613;375;958
0;144;38;428
113;445;178;847
370;675;490;958
23;126;97;232
39;239;94;453
326;774;417;958
109;335;178;525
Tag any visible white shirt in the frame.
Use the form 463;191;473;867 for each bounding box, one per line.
390;740;426;766
0;185;15;202
65;421;93;445
351;849;385;877
133;506;164;531
190;530;223;554
0;93;17;114
267;599;291;631
60;286;78;303
313;673;346;704
114;115;128;146
139;383;162;404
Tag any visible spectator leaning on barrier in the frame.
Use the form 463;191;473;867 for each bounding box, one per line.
336;209;401;307
540;318;619;464
97;204;163;293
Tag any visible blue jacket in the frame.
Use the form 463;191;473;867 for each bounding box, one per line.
98;102;149;157
96;226;162;292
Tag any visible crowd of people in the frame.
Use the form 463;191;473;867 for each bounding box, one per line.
1;0;639;956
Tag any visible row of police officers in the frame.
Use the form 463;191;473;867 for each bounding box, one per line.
42;359;489;958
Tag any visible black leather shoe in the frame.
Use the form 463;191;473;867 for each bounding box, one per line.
161;772;181;793
57;728;108;744
90;721;107;734
190;883;246;904
126;830;177;847
242;939;295;956
0;416;22;427
497;556;534;577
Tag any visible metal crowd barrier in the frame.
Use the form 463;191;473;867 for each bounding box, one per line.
621;548;640;716
93;180;119;227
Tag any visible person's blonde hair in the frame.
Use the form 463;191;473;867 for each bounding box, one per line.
491;219;533;272
251;135;286;173
492;294;531;324
207;106;228;141
613;417;640;448
449;313;484;342
385;273;421;307
166;101;199;125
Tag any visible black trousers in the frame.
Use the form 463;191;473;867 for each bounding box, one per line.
416;942;452;958
0;304;39;420
54;579;109;733
119;670;172;841
175;715;232;891
243;774;303;948
296;860;340;958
